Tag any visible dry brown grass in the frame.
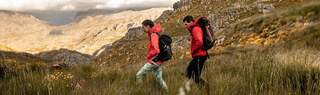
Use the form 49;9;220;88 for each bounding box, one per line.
1;0;320;95
1;22;320;95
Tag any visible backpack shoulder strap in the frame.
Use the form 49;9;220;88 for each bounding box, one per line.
149;32;160;41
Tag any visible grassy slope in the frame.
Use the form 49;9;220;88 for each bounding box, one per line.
74;22;320;95
1;0;320;95
95;0;318;72
87;1;320;94
0;51;49;94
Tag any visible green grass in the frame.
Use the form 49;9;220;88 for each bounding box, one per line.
2;45;320;95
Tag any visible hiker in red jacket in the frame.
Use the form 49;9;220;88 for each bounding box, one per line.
136;20;168;91
183;15;208;87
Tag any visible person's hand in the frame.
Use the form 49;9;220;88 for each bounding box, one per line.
151;61;160;67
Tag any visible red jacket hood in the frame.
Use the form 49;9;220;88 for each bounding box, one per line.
149;23;162;33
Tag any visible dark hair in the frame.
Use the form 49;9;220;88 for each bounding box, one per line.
183;15;194;23
142;20;154;28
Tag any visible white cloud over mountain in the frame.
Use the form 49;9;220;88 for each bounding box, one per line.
0;0;178;11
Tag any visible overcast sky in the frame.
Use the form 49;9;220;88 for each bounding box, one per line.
0;0;178;11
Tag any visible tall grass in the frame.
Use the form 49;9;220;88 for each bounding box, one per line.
1;44;320;95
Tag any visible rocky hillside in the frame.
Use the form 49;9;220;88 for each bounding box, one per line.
86;0;320;94
0;8;170;55
95;0;319;69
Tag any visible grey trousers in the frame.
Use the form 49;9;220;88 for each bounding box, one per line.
136;63;168;90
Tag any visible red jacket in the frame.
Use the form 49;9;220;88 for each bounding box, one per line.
187;19;208;58
146;23;163;65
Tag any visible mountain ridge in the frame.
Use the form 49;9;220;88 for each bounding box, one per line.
0;8;171;55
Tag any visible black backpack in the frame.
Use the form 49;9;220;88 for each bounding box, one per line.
152;33;173;62
198;17;215;50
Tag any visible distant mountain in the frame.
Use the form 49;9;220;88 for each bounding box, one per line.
28;11;79;25
27;9;118;25
0;8;171;55
26;5;176;25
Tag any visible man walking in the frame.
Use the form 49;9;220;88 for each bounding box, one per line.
183;15;209;87
136;20;169;91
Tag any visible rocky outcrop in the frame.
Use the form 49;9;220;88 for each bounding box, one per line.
214;0;320;49
37;49;92;65
173;0;192;11
207;1;268;32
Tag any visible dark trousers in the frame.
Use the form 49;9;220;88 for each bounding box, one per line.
186;56;208;85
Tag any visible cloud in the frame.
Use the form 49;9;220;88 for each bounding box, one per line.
0;0;70;11
0;0;178;11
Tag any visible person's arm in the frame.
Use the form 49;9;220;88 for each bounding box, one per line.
151;33;160;54
191;27;204;54
150;33;161;63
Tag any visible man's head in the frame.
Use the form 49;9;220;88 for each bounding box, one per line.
183;15;194;27
142;20;154;33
